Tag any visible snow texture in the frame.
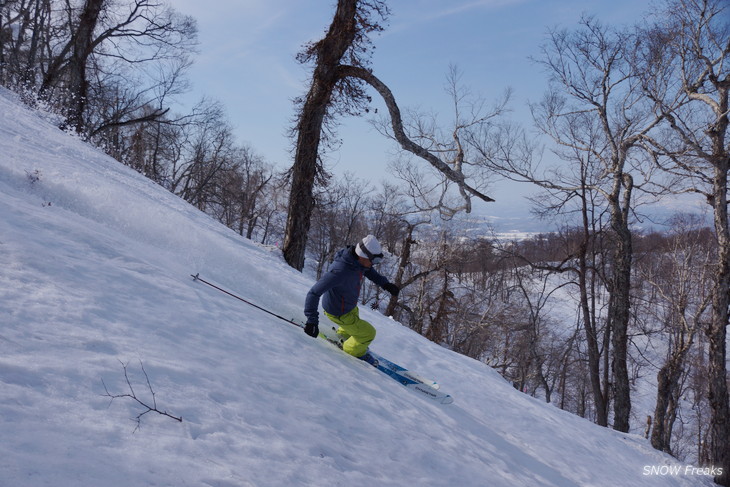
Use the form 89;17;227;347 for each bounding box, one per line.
0;87;716;486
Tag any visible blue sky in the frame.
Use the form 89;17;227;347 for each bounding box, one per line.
171;0;655;232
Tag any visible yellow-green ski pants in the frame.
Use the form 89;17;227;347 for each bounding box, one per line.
324;307;375;358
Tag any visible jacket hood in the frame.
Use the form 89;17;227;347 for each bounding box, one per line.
333;245;363;269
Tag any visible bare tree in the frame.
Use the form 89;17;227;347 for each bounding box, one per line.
167;100;237;211
479;17;663;432
371;65;506;218
511;260;573;403
342;65;497;207
480;120;616;425
60;0;104;132
213;146;274;240
382;218;432;318
639;216;713;455
308;173;372;278
35;0;196;134
0;0;53;88
636;0;729;481
283;2;496;271
283;0;389;270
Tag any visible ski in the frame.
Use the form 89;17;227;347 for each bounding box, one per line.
405;380;454;404
368;350;440;390
368;355;454;404
320;327;440;390
318;333;453;404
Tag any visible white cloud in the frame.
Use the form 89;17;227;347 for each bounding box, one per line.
387;0;527;35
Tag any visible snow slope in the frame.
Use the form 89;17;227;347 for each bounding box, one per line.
0;88;716;486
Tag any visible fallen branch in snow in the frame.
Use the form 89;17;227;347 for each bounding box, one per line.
102;360;182;432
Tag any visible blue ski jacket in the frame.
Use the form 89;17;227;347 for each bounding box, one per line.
304;246;390;324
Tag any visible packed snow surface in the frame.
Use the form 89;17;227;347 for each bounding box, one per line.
0;88;715;486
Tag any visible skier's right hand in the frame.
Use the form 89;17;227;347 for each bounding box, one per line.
304;322;319;338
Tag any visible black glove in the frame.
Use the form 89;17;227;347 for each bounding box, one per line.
304;322;319;338
383;283;400;297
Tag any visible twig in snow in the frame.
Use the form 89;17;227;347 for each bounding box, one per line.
102;360;182;432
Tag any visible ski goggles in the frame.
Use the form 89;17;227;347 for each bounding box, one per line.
359;243;384;264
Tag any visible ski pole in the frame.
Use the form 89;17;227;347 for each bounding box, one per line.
191;273;303;329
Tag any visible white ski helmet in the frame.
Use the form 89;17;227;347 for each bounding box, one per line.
355;235;384;264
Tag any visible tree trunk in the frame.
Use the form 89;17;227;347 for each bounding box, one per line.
608;171;633;433
575;184;610;426
651;360;683;453
708;156;730;486
64;0;105;133
426;269;450;344
282;0;358;270
384;224;415;317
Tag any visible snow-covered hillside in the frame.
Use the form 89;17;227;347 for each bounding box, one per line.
0;87;717;486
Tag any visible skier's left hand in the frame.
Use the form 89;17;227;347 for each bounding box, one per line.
383;283;400;297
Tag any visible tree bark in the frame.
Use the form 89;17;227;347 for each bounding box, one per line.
607;172;633;433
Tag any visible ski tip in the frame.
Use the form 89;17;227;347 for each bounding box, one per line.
441;396;454;405
191;273;199;281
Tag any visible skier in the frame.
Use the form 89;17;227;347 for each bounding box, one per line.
303;235;400;362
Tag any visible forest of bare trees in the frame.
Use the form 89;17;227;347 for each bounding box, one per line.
1;0;727;484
